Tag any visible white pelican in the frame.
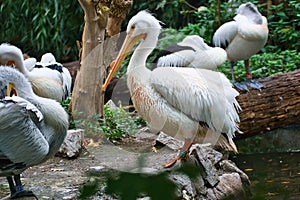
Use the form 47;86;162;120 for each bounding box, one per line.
0;44;72;102
153;35;227;70
213;2;268;91
102;11;241;167
0;66;68;198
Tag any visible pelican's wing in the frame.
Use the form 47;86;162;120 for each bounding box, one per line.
0;96;48;168
61;67;72;100
180;35;209;51
150;67;240;136
212;21;238;48
154;44;196;68
30;66;62;82
156;50;196;68
234;15;269;41
39;62;72;99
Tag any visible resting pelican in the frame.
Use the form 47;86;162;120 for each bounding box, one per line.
0;66;68;198
0;44;72;102
102;11;241;167
153;35;227;70
213;2;268;91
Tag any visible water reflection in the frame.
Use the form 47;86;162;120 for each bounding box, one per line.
231;152;300;200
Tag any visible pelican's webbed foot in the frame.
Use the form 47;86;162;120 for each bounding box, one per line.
10;189;37;199
246;79;264;90
7;175;38;199
163;150;189;168
233;82;249;92
234;79;264;91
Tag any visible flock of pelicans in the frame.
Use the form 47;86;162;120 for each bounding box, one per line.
0;2;268;199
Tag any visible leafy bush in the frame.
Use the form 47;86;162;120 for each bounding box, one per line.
264;1;300;51
102;105;146;140
217;50;300;82
70;104;146;141
0;1;83;62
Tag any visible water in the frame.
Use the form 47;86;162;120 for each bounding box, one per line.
232;152;300;200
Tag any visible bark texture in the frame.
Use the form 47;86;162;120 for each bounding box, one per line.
236;69;300;139
71;0;132;119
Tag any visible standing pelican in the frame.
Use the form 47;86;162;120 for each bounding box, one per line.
153;35;227;70
213;2;268;91
102;11;241;167
0;44;72;102
0;66;68;198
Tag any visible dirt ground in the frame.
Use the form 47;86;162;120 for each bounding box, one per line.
0;131;172;199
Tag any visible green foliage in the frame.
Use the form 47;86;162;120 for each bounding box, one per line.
126;0;198;29
0;1;83;62
130;0;300;52
71;105;146;141
102;105;146;140
265;1;300;51
180;0;236;43
217;50;300;82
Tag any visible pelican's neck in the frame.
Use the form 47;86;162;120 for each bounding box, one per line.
34;96;68;160
128;30;159;74
14;56;30;77
10;70;35;99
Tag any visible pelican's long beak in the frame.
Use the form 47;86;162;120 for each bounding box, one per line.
102;32;146;92
7;83;17;96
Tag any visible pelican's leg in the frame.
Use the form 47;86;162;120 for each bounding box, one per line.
6;176;16;194
244;59;264;90
9;174;38;199
163;138;193;168
231;62;249;91
230;62;236;83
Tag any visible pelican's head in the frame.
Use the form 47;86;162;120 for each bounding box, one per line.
40;53;56;63
0;66;33;98
0;43;24;66
102;11;162;91
126;10;161;40
236;2;263;24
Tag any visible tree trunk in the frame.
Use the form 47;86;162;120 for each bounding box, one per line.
71;0;132;119
236;69;300;139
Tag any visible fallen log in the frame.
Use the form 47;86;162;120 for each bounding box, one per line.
236;69;300;139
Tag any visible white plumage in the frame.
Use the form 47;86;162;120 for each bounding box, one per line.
0;66;68;198
0;44;72;101
154;35;227;70
213;2;268;90
103;11;241;167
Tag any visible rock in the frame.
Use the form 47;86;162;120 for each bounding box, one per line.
165;143;251;199
105;99;118;110
218;159;251;194
56;129;84;158
152;134;251;199
155;132;183;151
215;173;244;198
190;144;220;187
171;174;195;198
